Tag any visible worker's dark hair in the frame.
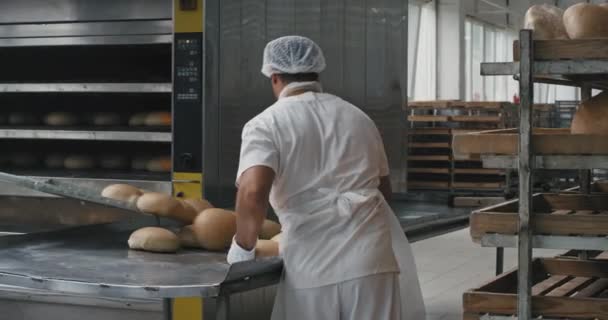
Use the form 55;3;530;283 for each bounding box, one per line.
276;73;319;83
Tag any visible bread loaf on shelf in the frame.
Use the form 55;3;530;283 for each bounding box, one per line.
146;157;171;172
571;91;608;134
44;112;79;126
64;155;96;170
524;4;569;40
128;227;180;253
192;208;237;251
270;232;282;243
563;3;608;39
144;112;172;127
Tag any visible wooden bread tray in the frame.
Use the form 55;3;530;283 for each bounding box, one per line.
513;39;608;61
470;193;608;243
453;128;608;159
463;258;608;320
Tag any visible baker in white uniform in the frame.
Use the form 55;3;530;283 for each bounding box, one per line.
227;35;426;320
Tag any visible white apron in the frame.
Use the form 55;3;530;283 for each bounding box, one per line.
273;188;426;320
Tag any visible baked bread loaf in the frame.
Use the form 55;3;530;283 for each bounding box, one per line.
128;227;180;253
260;220;281;240
136;192;198;224
44;112;79;126
563;3;608;39
178;225;201;248
571;91;608;134
192;208;237;251
270;232;282;243
102;184;144;206
182;198;214;213
255;240;279;258
524;4;569;40
144;112;172;126
64;155;96;170
146;157;171;172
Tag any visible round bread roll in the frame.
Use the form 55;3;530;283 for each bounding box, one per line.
146;157;171;172
10;153;39;167
44;154;66;169
178;225;202;248
192;208;237;251
64;155;96;170
9;113;39;125
44;112;79;126
524;4;569;40
136;192;198;224
571;91;608;134
102;184;144;206
92;113;122;126
563;3;608;39
128;227;180;253
260;219;281;240
270;232;282;243
255;240;279;258
144;112;172;127
99;155;129;170
128;113;148;126
131;156;151;170
181;198;214;213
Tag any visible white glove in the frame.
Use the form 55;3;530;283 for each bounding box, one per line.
227;237;256;264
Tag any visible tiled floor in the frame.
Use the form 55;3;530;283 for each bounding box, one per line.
411;228;563;320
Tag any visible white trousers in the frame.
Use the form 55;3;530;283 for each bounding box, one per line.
271;272;401;320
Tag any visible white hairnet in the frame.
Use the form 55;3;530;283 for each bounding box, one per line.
261;36;326;77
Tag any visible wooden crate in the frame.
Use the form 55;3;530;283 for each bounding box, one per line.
513;39;608;61
470;193;608;243
463;258;608;320
453;128;608;159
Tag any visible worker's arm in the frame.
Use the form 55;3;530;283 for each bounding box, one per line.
227;165;275;264
234;165;275;249
379;175;392;201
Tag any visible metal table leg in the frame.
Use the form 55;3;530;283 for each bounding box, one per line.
163;298;173;320
215;295;231;320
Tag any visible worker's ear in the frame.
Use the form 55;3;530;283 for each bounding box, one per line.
271;74;280;85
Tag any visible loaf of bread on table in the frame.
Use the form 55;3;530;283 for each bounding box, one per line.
260;219;281;240
102;184;144;206
563;3;608;39
571;91;608;134
270;232;282;243
128;227;180;253
136;192;199;224
178;225;201;248
524;4;569;40
192;208;236;251
256;240;279;258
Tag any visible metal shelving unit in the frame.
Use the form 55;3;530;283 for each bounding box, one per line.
0;83;172;93
0;129;171;142
479;30;608;320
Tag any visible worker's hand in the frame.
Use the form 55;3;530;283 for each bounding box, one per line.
227;237;256;264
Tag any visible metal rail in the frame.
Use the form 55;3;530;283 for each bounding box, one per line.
481;155;608;170
0;83;172;93
0;129;171;142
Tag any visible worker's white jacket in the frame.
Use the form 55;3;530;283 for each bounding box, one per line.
237;82;425;319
